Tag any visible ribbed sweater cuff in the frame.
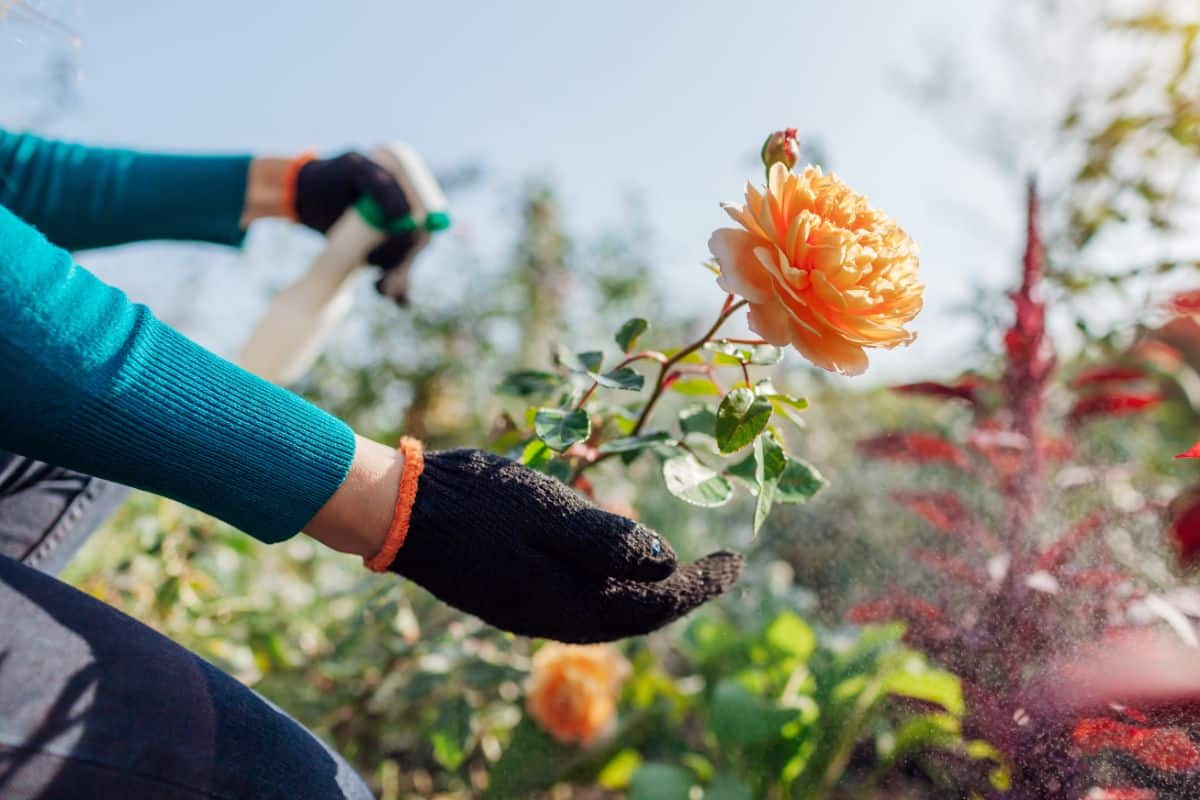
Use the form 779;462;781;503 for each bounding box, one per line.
125;152;251;248
69;317;356;543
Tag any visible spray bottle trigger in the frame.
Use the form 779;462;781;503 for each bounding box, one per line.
354;196;452;234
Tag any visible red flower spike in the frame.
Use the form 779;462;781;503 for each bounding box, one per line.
857;432;970;469
1068;392;1162;425
1071;366;1148;389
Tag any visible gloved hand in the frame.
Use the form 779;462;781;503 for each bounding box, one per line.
291;151;420;304
368;440;744;643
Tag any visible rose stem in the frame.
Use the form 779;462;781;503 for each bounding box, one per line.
570;295;749;483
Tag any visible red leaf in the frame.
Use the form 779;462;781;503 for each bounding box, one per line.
1168;488;1200;564
1130;338;1183;371
846;592;954;651
967;421;1028;479
1038;513;1108;572
1177;439;1200;460
1166;289;1200;318
1082;789;1157;800
1072;366;1148;388
891;490;968;532
911;549;984;587
1073;717;1200;772
857;432;969;469
1068;392;1161;424
892;377;982;404
892;490;1002;552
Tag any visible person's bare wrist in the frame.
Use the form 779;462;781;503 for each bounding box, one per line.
303;435;403;559
240;156;292;227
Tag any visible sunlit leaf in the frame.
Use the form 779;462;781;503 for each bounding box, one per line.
753;433;786;535
669;377;720;396
615;318;649;353
520;439;553;469
663;455;734;507
776;459;825;504
597;749;642;790
716;388;772;454
534;407;591;451
593;366;645;391
886;663;964;716
764;612;816;661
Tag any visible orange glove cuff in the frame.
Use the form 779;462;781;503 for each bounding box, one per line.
364;436;425;572
280;149;318;222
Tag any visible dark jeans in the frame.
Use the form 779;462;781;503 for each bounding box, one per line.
0;455;374;799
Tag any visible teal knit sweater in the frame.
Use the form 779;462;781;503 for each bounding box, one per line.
0;130;357;543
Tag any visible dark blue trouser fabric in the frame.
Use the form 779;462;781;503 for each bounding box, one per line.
0;454;374;799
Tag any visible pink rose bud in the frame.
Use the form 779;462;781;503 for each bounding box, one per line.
761;128;800;171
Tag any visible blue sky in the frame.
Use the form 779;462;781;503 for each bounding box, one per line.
2;0;1027;381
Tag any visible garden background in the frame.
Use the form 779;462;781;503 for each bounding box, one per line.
6;1;1200;797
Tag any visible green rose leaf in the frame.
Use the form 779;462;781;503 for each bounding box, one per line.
776;458;826;504
705;340;784;365
679;404;718;437
715;388;773;453
669;377;721;397
725;452;757;490
520;439;553;469
593;366;645;391
557;347;604;375
534;407;591;452
615;317;649;353
496;370;563;398
598;431;675;455
663;455;734;507
753;433;787;535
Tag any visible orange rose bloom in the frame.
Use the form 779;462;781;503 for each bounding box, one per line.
709;163;923;376
525;643;629;746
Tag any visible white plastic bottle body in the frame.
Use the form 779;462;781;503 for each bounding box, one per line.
239;212;382;384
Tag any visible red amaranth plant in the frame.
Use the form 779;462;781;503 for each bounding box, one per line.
849;183;1198;799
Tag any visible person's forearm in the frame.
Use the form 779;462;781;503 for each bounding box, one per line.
0;203;357;543
304;435;399;559
0;129;252;250
241;156;292;226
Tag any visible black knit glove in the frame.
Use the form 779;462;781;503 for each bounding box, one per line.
385;448;744;643
293;152;419;303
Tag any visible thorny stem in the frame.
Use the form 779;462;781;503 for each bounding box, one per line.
569;296;749;483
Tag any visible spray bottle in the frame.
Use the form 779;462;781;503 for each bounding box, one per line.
238;143;449;385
